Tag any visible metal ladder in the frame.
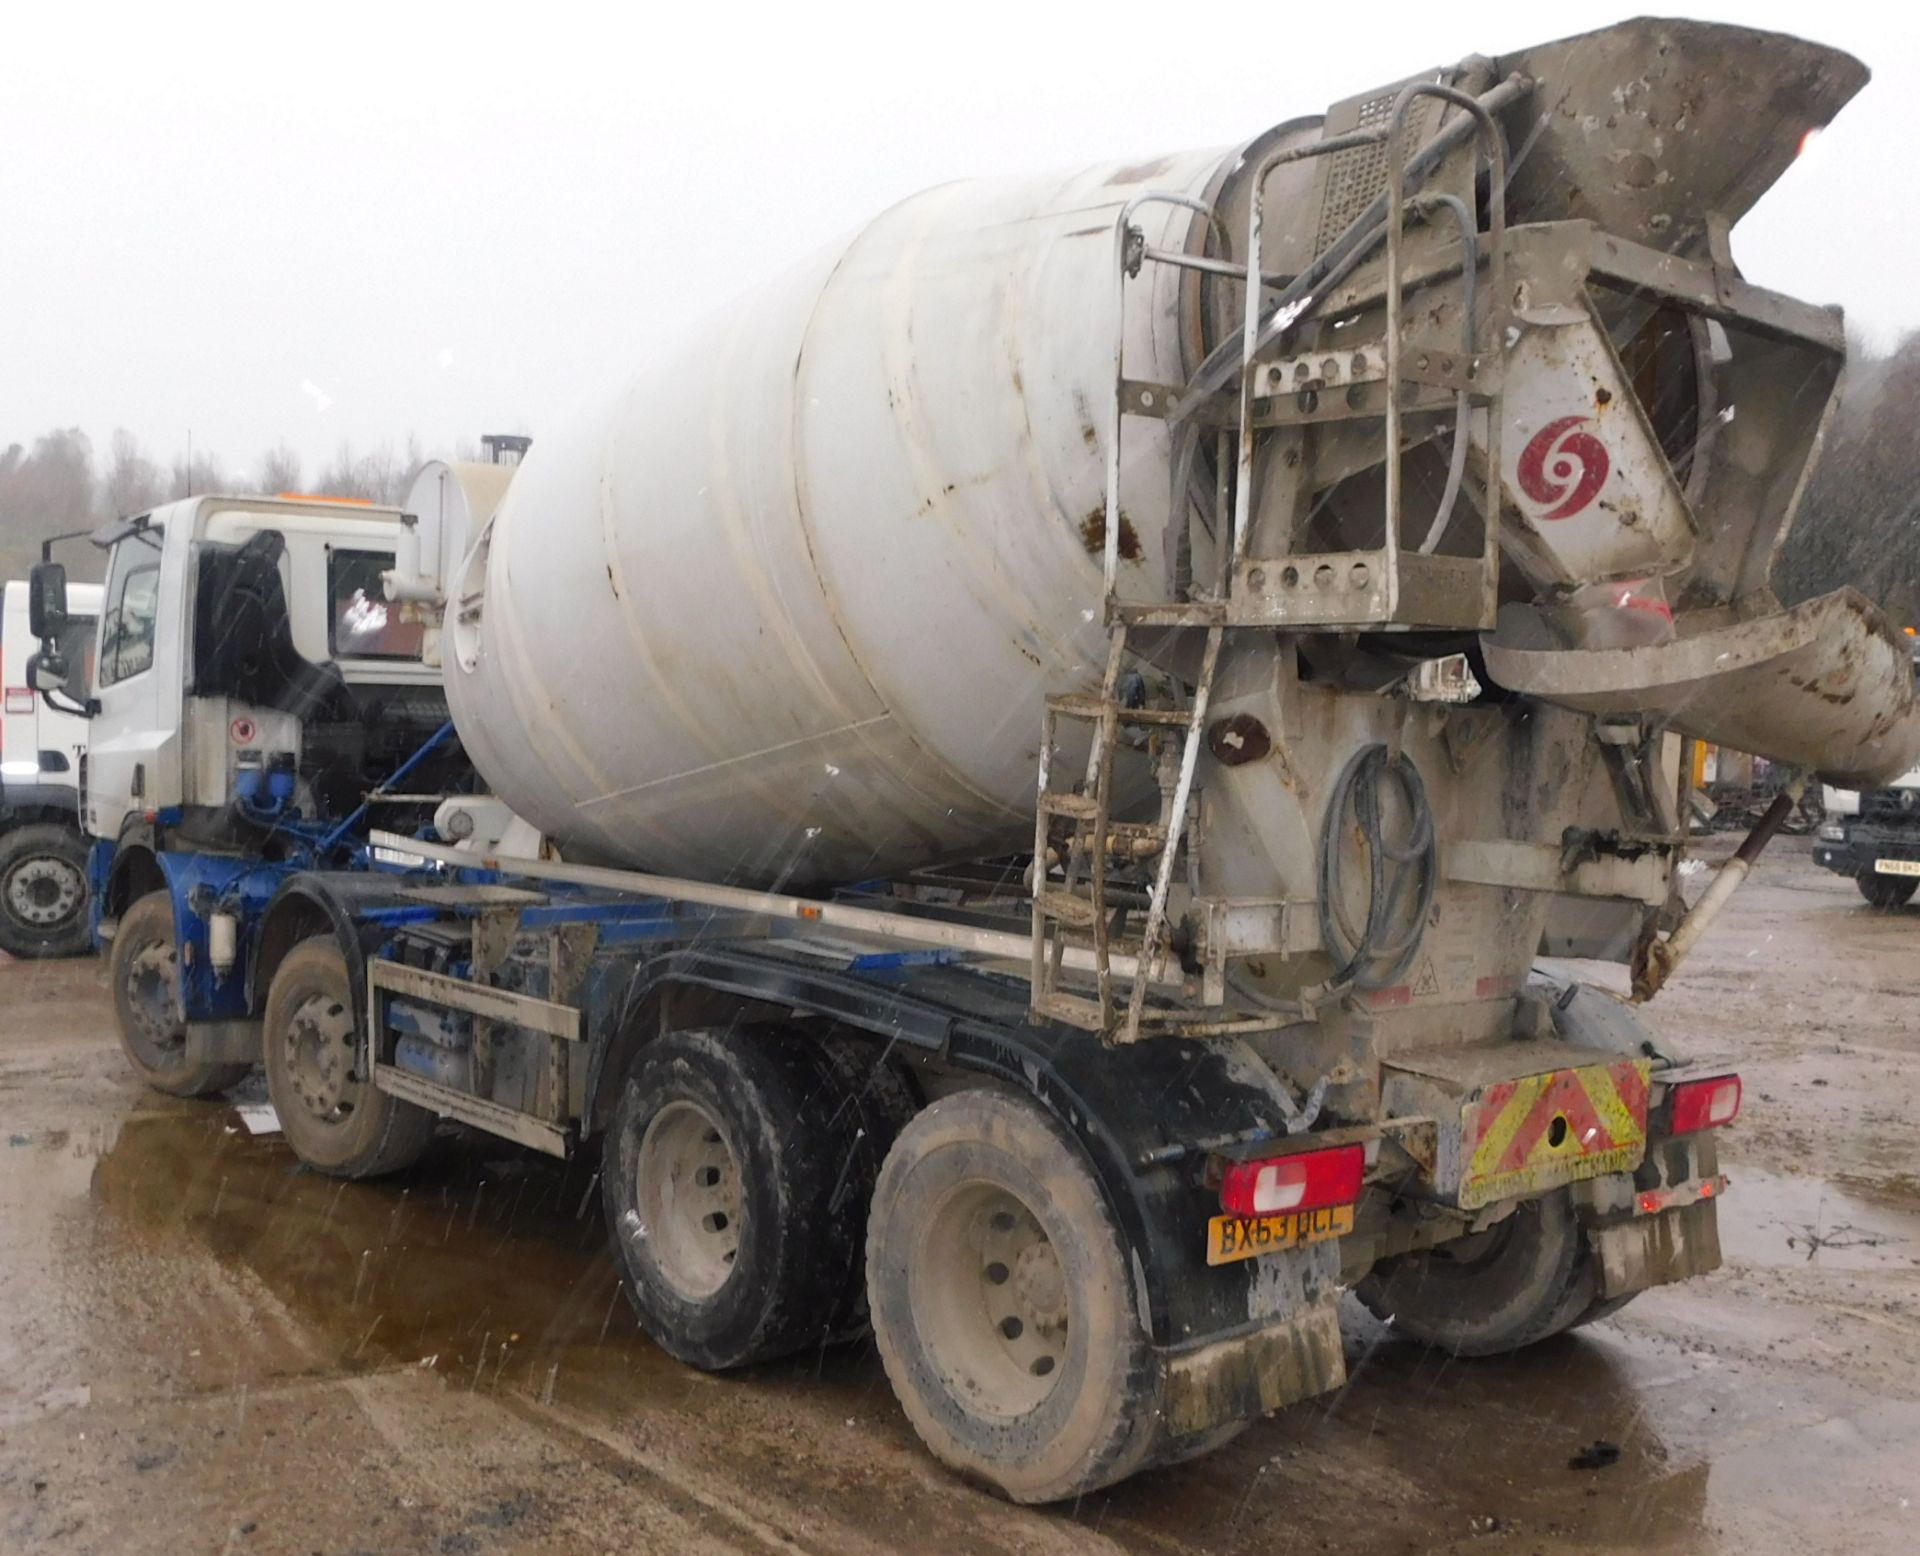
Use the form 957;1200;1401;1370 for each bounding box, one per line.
1030;621;1222;1044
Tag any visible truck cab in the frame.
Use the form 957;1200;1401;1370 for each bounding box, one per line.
74;496;446;861
27;493;472;1092
0;577;102;955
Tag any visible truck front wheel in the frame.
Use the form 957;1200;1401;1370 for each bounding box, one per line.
110;890;251;1098
602;1026;893;1370
1356;1191;1596;1357
0;822;92;958
1857;871;1917;909
866;1088;1164;1504
263;937;434;1177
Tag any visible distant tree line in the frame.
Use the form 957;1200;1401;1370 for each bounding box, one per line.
0;428;430;582
1;335;1912;611
1773;334;1920;629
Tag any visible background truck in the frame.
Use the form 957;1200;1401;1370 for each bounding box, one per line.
29;18;1920;1504
1816;765;1920;906
1;576;101;956
1813;631;1920;903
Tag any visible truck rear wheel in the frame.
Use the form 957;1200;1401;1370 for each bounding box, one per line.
1857;871;1917;909
603;1026;893;1370
866;1088;1163;1504
263;937;434;1177
0;822;92;958
110;890;251;1098
1356;1191;1596;1357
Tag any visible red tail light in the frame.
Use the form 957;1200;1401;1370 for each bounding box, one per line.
1669;1074;1741;1135
1219;1142;1364;1218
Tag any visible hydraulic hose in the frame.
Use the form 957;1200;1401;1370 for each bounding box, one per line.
1316;743;1437;991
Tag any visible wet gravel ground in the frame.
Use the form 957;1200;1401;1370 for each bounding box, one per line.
2;837;1917;1553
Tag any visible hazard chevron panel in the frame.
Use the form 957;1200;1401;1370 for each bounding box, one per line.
1457;1059;1652;1210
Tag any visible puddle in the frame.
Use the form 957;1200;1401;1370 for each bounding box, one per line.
88;1109;673;1397
1717;1165;1920;1271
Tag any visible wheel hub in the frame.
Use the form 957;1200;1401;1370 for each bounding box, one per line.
284;992;359;1124
122;938;185;1063
917;1184;1071;1419
634;1100;743;1301
5;856;82;928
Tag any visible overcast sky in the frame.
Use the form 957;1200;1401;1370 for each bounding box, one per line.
2;1;1912;473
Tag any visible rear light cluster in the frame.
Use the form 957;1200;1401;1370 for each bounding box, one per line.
1668;1074;1741;1135
1219;1142;1364;1219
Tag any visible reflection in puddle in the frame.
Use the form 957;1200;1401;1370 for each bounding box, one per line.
89;1107;661;1397
1719;1165;1920;1271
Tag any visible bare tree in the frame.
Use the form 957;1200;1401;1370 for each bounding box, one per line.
0;428;99;579
166;449;226;501
255;443;302;496
100;429;166;519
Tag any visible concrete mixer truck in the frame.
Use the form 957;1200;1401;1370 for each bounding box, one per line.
30;17;1920;1503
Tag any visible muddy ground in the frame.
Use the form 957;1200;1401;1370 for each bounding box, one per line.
2;837;1917;1554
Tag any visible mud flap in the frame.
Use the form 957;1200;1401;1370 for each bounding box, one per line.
1482;588;1920;786
186;1018;261;1067
1589;1198;1722;1299
1159;1296;1345;1437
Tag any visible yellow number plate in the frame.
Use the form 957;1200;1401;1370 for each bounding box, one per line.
1875;858;1920;877
1205;1203;1354;1266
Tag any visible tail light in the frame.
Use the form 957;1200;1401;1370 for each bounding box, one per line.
1668;1074;1741;1135
4;688;34;715
1219;1142;1364;1219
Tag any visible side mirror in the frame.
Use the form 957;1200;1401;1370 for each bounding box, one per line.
26;649;68;695
29;561;69;641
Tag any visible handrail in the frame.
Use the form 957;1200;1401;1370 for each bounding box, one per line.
1105;193;1223;609
1384;82;1508;609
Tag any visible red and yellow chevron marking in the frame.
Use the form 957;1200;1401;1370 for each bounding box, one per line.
1458;1059;1651;1209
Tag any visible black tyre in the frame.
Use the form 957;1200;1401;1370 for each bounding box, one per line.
1356;1191;1597;1357
110;890;251;1098
0;822;92;958
263;937;433;1177
602;1025;897;1371
1566;1291;1638;1331
866;1088;1165;1504
1857;871;1917;909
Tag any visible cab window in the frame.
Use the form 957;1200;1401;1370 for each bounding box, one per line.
328;549;422;661
99;555;162;687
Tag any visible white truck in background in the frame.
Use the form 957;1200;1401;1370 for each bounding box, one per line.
0;577;101;956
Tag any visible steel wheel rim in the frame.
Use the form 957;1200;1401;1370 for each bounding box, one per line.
283;989;359;1125
915;1181;1070;1419
5;855;83;929
122;935;186;1069
635;1100;742;1301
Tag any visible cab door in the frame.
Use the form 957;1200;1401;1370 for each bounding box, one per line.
84;520;186;840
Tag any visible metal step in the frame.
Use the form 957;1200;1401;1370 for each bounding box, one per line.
372;1061;569;1157
1035;889;1099;929
1032;990;1110;1029
1047;693;1194;727
1038;791;1101;821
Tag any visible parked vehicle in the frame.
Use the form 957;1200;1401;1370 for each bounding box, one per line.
0;577;101;956
30;19;1920;1503
1816;769;1920;907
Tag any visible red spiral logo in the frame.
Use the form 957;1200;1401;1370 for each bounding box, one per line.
1517;416;1609;520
